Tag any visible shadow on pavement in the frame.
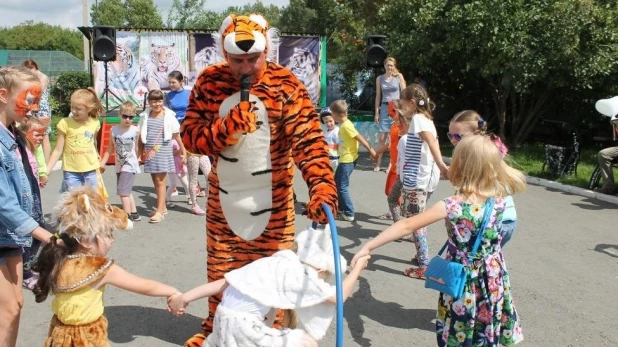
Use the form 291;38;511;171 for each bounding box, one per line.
106;305;202;345
345;277;436;346
594;244;618;258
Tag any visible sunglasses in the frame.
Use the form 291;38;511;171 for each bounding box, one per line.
447;132;466;142
121;114;135;120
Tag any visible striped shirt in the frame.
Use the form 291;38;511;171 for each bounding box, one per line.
401;114;440;191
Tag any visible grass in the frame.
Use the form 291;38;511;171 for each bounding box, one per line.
440;142;602;190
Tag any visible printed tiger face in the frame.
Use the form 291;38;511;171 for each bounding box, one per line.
286;48;317;78
112;44;133;72
151;43;178;73
194;46;223;74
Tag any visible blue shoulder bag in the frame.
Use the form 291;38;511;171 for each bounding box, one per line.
424;198;494;299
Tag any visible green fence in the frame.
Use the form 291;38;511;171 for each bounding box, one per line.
0;50;84;78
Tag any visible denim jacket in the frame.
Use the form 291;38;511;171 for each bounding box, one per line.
0;125;36;248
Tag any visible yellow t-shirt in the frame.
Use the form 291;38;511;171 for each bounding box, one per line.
338;119;359;163
57;117;101;172
52;286;106;325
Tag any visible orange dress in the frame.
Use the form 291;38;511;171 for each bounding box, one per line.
385;124;403;196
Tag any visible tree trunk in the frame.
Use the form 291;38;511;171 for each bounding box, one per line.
490;80;510;140
510;88;553;147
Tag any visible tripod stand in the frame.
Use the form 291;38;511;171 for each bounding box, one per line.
101;61;121;114
350;67;381;116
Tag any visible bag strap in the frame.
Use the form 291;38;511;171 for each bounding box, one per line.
437;198;495;258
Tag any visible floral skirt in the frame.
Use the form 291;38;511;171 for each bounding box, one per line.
45;314;109;347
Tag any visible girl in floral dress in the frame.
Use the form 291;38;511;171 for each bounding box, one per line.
352;134;525;346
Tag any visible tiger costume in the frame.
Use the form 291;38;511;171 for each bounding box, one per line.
181;14;337;346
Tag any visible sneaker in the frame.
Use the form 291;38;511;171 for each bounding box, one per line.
191;205;206;216
337;214;354;222
171;189;179;197
130;213;141;221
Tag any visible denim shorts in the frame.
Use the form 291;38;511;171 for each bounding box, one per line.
0;248;23;266
63;170;98;190
377;103;394;133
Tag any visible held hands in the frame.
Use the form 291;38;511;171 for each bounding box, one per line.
223;101;261;138
99;164;106;174
438;162;449;179
167;292;186;316
351;247;371;268
39;175;48;188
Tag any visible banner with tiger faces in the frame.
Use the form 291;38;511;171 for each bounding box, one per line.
95;32;321;113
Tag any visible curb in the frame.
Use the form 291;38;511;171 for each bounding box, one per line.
443;157;618;206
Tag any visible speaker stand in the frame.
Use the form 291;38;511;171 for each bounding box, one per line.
351;67;381;116
101;61;121;114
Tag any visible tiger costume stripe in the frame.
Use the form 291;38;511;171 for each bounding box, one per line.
181;60;337;346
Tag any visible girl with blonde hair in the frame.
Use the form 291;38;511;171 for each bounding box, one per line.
353;134;525;346
46;88;104;191
0;66;59;346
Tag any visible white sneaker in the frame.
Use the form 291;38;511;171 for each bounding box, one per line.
187;198;193;205
171;190;179;197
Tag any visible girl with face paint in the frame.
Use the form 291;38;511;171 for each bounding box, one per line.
0;66;59;346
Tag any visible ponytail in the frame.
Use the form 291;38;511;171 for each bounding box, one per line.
32;233;80;303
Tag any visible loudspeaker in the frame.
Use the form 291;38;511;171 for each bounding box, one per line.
93;26;116;62
366;35;387;68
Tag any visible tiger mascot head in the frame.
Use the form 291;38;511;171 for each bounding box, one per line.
150;43;180;73
213;14;280;64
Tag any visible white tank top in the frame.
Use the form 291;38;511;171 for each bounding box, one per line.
219;286;270;317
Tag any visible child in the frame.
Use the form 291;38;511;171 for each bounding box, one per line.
0;66;58;346
352;135;525;346
19;117;50;290
137;90;186;223
169;225;370;346
166;139;190;203
448;110;516;246
32;187;182;346
398;84;448;280
46;88;103;190
99;101;141;221
331;100;376;222
372;100;406;221
186;152;211;215
320;107;339;171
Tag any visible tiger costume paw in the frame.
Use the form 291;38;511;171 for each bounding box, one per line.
305;193;338;225
223;101;260;138
184;333;206;346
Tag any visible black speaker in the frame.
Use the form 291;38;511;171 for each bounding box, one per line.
93;26;116;62
366;35;387;68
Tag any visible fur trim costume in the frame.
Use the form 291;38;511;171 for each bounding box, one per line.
45;255;113;347
181;13;337;345
37;187;133;347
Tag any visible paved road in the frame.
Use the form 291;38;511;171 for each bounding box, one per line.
18;155;618;346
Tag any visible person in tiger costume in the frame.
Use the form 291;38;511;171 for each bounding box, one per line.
180;13;338;346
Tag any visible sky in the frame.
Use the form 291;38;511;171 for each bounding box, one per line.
0;0;290;29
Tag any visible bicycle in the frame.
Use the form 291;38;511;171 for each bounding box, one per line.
588;156;618;190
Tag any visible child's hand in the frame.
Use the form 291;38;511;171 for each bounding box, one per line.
438;163;449;179
167;292;187;316
352;254;371;271
368;148;377;159
99;164;106;174
39;175;48;188
351;247;370;268
180;154;187;164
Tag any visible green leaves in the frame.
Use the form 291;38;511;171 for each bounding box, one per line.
91;0;164;28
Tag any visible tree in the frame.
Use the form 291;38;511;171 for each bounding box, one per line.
377;0;618;146
91;0;164;28
0;22;83;59
167;0;205;29
184;0;283;30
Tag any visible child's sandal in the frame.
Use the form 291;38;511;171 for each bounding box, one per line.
403;267;426;280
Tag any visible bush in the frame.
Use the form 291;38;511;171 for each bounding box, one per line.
53;71;91;116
